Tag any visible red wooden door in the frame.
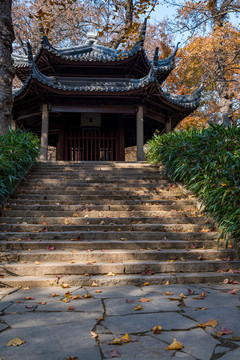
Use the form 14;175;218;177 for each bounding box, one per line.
65;128;120;161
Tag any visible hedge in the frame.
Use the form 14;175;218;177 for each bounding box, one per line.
0;128;40;203
146;124;240;251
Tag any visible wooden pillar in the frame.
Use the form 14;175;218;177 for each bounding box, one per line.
165;117;172;133
57;118;65;160
118;118;125;161
136;105;144;161
40;104;49;161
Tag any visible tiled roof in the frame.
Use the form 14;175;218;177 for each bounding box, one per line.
13;43;202;111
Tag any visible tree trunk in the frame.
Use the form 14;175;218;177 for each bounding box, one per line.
0;0;15;136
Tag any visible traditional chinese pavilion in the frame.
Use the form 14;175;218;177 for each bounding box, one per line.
12;21;202;161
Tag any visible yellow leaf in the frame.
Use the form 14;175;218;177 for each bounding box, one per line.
165;280;170;285
83;292;92;298
151;325;163;334
72;294;81;300
51;293;59;297
73;213;78;217
62;298;70;303
120;333;130;343
91;331;98;338
35;261;41;265
142;282;149;286
221;183;228;186
197;323;206;329
166;338;183;351
5;337;26;347
110;338;122;345
61;283;70;288
165;291;173;296
179;293;187;298
140;297;152;302
205;319;218;328
65;291;72;299
95;290;102;293
105;272;116;276
133;303;143;311
195;306;207;310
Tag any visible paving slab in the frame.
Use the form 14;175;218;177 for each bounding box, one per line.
0;284;240;360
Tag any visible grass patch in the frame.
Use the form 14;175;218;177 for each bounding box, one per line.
0;128;40;203
146;124;240;252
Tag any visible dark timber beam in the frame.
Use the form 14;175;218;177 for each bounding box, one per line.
50;105;136;114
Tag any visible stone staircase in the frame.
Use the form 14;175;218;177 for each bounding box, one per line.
0;161;239;287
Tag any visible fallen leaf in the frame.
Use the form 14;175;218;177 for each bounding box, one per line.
64;357;79;360
151;325;163;334
61;283;70;288
51;293;59;297
133;303;143;311
165;280;170;285
35;261;41;265
195;306;207;310
166;338;183;351
72;250;78;253
47;245;55;251
229;289;238;294
187;288;195;295
105;272;116;276
23;286;30;290
68;306;75;311
73;213;78;217
110;349;120;358
165;291;173;296
91;281;98;287
179;293;187;299
140;297;152;302
95;290;102;293
41;301;47;305
5;337;26;347
197;323;206;329
126;299;134;303
110;338;122;345
223;278;229;284
72;295;81;300
228;335;240;341
56;275;62;279
142;282;149;286
120;333;130;343
91;331;98;338
83;292;92;298
24;297;35;300
205;319;218;328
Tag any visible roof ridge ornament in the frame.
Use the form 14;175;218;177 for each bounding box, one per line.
86;32;98;45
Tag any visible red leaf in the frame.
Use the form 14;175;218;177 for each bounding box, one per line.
126;299;134;303
47;245;55;251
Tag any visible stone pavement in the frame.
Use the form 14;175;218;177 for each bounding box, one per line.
0;283;240;360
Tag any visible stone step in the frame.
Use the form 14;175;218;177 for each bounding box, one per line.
0;249;232;263
4;203;197;211
0;239;218;251
10;193;186;201
7;198;194;206
0;230;218;241
26;173;167;180
2;208;200;218
0;216;207;225
21;179;170;186
33;161;158;168
1;272;240;287
0;223;213;233
0;260;239;276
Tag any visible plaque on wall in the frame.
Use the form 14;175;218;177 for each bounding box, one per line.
81;113;101;127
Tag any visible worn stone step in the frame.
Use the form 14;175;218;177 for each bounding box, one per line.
0;260;239;276
10;193;186;201
0;249;232;263
0;230;218;241
26;174;167;180
21;179;170;187
1;272;240;287
2;210;199;218
0;216;207;225
33;161;158;168
0;239;218;252
7;198;193;206
4;203;197;212
0;223;213;233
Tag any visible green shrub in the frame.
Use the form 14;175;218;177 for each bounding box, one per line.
146;124;240;251
0;128;40;203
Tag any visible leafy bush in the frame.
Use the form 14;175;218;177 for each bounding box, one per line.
0;128;40;203
146;124;240;251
